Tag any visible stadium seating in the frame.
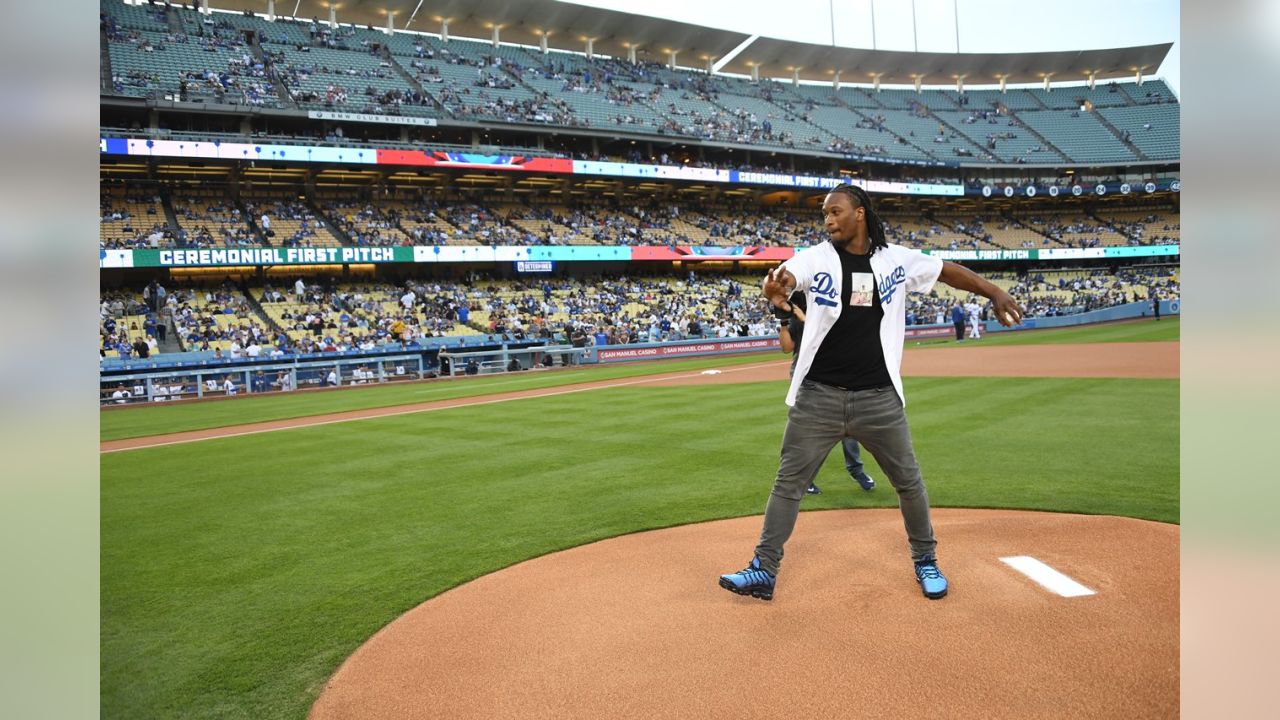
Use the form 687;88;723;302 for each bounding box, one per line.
1025;82;1135;110
171;190;263;247
1096;104;1180;160
954;88;1043;112
909;264;1180;320
97;173;1183;253
868;88;961;111
99;289;158;358
105;29;278;106
256;281;473;348
833;87;884;109
1092;209;1181;245
881;214;994;250
1008;210;1130;248
498;203;583;245
805;105;934;160
99;256;1180;369
709;91;837;149
1128;79;1178;105
932;109;1064;163
102;2;282;107
100;186;170;248
927;213;1015;250
101;0;172;33
312;195;412;247
272;44;419;113
1015;110;1138;164
872;109;988;161
102;2;1179;165
390;198;469;245
168;284;272;353
457;273;770;342
242;191;344;248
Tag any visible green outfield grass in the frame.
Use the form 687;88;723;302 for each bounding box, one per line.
101;317;1177;442
101;372;1178;719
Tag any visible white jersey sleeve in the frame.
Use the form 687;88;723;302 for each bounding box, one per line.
901;247;944;295
780;246;819;298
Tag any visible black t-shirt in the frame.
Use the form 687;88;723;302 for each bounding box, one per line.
804;246;891;390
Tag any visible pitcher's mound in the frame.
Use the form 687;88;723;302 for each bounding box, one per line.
311;509;1177;719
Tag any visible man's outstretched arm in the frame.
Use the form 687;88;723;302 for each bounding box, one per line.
938;261;1025;327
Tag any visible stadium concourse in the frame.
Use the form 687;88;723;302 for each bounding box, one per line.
99;1;1179;718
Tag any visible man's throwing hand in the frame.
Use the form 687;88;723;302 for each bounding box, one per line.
992;291;1025;327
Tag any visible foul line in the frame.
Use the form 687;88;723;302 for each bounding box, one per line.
999;556;1096;597
101;360;788;454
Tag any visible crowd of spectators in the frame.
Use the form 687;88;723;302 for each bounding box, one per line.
241;198;333;248
99;290;160;359
165;283;281;355
100;180;1180;253
469;272;773;345
103;0;1179;171
904;265;1181;324
408;51;581;127
101;258;1178;371
172;194;260;247
1102;213;1181;246
317;200;410;247
100;192;177;249
259;278;470;351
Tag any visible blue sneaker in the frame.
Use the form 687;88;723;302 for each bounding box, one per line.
719;557;775;601
806;483;822;495
914;557;947;599
852;472;876;491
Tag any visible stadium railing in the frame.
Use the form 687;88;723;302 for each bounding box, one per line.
99;352;426;406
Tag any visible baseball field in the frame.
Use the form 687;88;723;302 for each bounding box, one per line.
100;318;1179;719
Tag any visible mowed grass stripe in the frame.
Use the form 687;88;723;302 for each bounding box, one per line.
100;317;1177;442
911;316;1178;348
101;376;1177;720
100;352;781;442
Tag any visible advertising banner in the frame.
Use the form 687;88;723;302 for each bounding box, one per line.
101;243;1179;269
904;325;956;339
596;337;780;362
132;246;411;267
306;110;437;126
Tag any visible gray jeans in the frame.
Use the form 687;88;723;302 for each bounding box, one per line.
754;380;937;575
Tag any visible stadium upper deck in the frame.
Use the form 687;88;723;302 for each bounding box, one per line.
101;0;1178;169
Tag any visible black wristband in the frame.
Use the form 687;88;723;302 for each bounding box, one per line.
769;302;796;321
779;320;790;327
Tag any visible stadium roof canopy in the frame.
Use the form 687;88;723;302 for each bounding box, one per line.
209;0;1171;86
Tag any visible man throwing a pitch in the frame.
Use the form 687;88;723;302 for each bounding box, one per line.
719;184;1024;601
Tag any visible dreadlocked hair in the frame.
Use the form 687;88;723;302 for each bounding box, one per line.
828;184;888;255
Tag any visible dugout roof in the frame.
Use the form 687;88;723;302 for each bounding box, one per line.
210;1;1172;86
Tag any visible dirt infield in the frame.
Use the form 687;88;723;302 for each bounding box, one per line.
100;340;1176;453
310;509;1178;720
